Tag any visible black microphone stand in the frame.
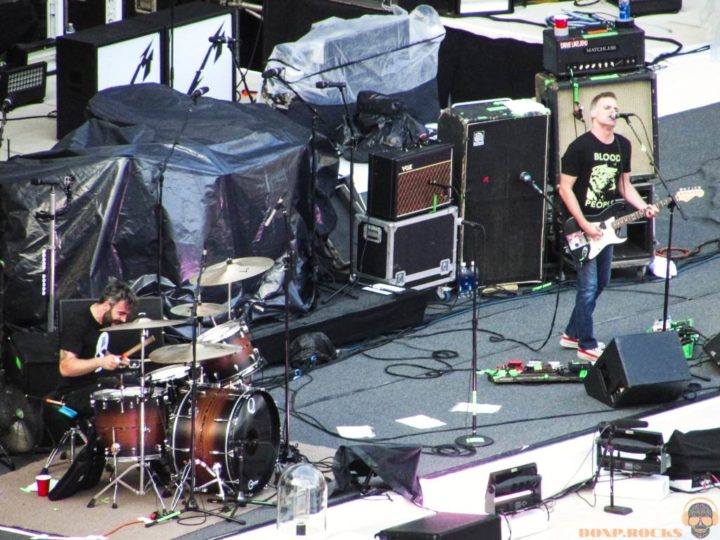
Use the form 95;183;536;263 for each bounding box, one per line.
321;82;359;303
226;38;254;103
602;424;632;515
620;116;686;331
455;220;493;449
277;198;301;465
263;72;323;297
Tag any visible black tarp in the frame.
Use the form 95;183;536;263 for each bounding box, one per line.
0;83;339;327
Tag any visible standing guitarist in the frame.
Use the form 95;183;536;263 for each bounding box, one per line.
558;91;658;362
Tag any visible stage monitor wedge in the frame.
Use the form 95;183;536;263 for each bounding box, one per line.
584;332;691;408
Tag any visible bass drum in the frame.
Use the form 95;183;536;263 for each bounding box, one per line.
171;386;280;494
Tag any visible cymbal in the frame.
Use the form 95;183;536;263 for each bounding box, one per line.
195;257;273;286
102;317;184;332
170;302;225;318
149;342;244;364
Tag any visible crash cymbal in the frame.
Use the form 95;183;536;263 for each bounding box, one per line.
195;257;273;286
149;342;244;364
102;317;184;332
170;302;225;318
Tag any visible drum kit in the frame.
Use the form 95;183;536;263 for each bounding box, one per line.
85;257;280;512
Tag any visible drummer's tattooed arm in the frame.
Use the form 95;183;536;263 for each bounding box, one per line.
59;348;124;377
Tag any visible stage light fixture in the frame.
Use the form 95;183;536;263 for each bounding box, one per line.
0;62;47;113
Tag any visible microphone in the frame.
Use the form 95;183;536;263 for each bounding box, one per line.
1;97;12;113
460;219;483;230
519;171;544;195
208;35;236;44
31;178;61;186
610;111;633;120
190;86;209;100
262;67;284;79
263;194;285;227
428;180;452;189
316;81;346;89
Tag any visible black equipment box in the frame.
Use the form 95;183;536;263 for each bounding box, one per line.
355;206;457;290
368;143;453;221
438;98;549;285
376;512;501;540
597;428;669;475
543;25;645;78
607;0;681;16
609;182;655;269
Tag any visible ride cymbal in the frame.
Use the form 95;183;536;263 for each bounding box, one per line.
102;317;184;332
149;342;244;364
194;257;273;286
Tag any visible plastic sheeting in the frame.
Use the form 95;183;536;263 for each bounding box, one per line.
0;83;339;327
262;5;445;127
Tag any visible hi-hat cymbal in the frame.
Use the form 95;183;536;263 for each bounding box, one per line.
194;257;274;287
149;342;244;364
170;302;225;318
102;317;184;332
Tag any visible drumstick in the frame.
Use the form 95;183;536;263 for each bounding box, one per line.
121;335;156;360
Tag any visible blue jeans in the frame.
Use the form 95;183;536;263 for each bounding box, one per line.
564;245;613;350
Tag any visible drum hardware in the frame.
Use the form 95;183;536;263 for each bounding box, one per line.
87;321;171;510
170;302;226;318
190;256;273;320
169;249;247;524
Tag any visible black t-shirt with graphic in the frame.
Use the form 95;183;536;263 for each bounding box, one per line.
58;304;109;393
561;131;632;217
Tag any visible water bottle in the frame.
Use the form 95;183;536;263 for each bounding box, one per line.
457;262;470;297
618;0;632;21
468;261;478;294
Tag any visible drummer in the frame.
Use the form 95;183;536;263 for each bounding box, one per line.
44;278;138;442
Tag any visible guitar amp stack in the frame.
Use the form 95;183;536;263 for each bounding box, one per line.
355;144;458;290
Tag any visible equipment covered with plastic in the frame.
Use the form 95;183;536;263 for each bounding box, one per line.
0;83;339;327
262;5;445;128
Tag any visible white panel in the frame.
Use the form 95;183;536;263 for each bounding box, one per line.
97;33;163;91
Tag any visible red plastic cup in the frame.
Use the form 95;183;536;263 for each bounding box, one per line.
36;474;51;497
554;15;569;37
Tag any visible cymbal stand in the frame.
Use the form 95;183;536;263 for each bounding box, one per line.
171;250;207;512
88;329;167;510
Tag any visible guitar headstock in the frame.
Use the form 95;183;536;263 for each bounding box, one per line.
675;187;705;203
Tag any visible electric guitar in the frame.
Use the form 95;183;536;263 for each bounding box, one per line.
564;187;704;265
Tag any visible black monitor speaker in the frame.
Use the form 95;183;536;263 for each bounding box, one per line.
584;332;691;408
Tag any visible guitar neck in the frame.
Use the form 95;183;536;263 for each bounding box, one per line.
612;196;671;230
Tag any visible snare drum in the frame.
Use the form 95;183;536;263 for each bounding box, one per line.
198;320;263;385
91;386;166;460
144;364;190;405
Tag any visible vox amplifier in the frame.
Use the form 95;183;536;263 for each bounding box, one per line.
367;143;453;221
543;24;645;78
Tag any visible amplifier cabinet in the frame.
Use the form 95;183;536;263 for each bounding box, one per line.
438;99;550;285
535;69;658;185
355;206;457;290
610;182;655;268
367;143;453;221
